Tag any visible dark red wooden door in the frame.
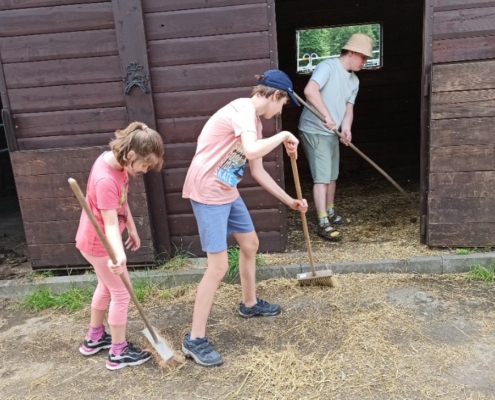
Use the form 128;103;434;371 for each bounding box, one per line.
427;0;495;246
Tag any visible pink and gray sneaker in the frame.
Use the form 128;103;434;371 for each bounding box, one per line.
106;342;151;371
79;332;112;356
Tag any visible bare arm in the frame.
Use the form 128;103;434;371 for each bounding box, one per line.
249;158;307;212
340;102;354;146
125;205;141;251
304;80;336;131
241;130;296;160
101;209;126;273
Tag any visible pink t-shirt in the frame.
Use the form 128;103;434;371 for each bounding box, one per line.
182;98;263;205
75;152;129;257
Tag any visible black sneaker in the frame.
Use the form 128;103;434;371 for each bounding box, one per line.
79;332;112;356
238;298;281;318
182;333;223;367
106;342;151;371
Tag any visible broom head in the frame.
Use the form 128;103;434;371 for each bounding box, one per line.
297;269;338;287
142;326;186;370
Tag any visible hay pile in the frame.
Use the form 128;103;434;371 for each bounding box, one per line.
264;178;455;266
209;276;477;399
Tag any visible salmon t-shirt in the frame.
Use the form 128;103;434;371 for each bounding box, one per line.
75;152;129;257
182;98;263;205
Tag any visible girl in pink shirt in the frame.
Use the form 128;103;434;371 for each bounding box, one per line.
76;122;164;371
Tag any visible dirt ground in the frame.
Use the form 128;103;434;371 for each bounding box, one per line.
2;273;495;399
2;179;495;399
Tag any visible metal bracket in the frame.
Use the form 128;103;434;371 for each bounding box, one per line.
123;62;150;94
423;72;431;97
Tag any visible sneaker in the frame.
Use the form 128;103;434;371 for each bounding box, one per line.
79;332;112;356
106;342;151;371
182;333;223;367
238;298;281;318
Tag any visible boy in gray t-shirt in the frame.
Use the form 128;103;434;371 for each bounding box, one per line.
298;33;373;241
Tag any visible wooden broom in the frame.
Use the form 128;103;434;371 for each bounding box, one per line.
290;154;338;287
68;178;185;369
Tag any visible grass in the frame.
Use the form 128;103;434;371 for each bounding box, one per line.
456;247;494;255
19;287;92;311
467;264;495;282
157;246;195;271
133;278;157;302
226;246;265;283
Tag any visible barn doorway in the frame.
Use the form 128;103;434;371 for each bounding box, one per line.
275;0;424;251
0;100;30;278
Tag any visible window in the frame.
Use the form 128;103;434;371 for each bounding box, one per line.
296;24;382;74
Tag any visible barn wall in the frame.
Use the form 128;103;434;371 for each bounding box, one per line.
275;0;423;181
0;1;127;150
428;0;495;246
9;147;154;267
0;1;155;268
141;0;288;255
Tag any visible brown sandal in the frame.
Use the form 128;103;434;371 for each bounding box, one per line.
328;213;350;226
317;223;341;241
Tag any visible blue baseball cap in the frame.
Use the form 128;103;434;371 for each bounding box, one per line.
257;70;300;107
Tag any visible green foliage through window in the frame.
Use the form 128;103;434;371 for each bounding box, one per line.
297;24;381;73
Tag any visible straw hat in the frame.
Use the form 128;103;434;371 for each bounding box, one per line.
342;33;373;58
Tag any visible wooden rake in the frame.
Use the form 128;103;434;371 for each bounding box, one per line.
292;91;415;205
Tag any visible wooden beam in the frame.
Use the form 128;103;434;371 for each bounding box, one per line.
111;0;171;254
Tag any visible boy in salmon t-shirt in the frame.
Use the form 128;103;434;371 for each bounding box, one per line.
182;70;308;367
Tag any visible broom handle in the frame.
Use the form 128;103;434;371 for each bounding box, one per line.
68;178;159;344
292;91;414;205
290;154;317;277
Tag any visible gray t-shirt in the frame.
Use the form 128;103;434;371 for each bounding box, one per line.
298;58;359;136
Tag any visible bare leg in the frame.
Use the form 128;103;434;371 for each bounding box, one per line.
313;183;329;214
89;308;106;329
233;231;259;307
190;250;228;339
326;180;337;208
109;325;126;343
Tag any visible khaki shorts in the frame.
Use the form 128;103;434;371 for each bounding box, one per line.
299;130;339;184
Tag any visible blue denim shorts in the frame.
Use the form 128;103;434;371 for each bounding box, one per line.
191;197;255;253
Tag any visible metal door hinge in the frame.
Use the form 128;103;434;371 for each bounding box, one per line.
423;74;431;97
421;215;427;235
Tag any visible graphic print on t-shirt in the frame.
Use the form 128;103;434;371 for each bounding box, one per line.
214;142;247;187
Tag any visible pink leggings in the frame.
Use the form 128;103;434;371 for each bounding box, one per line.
81;251;130;327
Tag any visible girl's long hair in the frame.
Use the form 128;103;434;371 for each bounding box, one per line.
109;121;164;171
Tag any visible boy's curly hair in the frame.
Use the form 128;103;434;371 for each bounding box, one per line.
109;121;164;171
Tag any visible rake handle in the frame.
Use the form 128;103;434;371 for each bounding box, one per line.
290;154;317;277
68;178;159;344
292;91;414;205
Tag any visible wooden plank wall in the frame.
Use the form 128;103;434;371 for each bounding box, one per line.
0;1;154;268
9;147;154;268
428;0;495;246
0;0;126;150
142;0;288;254
276;0;423;180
